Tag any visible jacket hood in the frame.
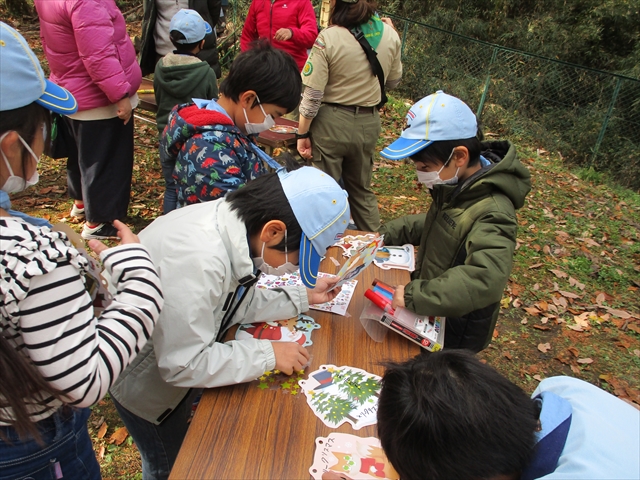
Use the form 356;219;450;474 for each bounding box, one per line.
164;102;240;149
155;56;214;99
436;140;531;209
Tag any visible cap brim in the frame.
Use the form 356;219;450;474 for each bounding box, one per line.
299;233;321;289
380;137;432;160
204;21;213;35
36;79;78;115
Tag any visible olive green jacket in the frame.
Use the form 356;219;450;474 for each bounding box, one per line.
379;140;531;351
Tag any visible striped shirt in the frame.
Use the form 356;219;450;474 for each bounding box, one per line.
0;218;163;423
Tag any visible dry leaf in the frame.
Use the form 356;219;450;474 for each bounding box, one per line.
533;325;550;331
521;318;528;325
569;277;586;290
559;290;581;299
524;306;541;316
98;445;105;460
529;262;544;269
570;364;581;374
541;317;549;324
97;421;108;439
503;351;513;360
492;328;499;338
109;426;129;446
550;269;568;278
537;300;549;311
577;358;594;364
513;298;522;308
634;350;640;358
533;374;543;381
538;343;551;353
605;308;631;319
543;245;551;255
567;347;579;357
566;324;584;332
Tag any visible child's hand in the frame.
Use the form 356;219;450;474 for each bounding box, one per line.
307;276;342;305
88;220;140;255
272;342;310;375
391;284;405;309
115;97;132;125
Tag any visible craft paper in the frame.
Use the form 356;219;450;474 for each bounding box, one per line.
331;237;383;290
236;314;320;347
299;365;381;430
309;433;399;480
334;234;378;258
373;245;415;272
256;271;357;316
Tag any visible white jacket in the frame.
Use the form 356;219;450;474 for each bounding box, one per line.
110;199;309;423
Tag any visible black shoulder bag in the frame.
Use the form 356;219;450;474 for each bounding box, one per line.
350;27;388;110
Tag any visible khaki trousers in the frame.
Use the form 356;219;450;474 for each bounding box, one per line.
310;105;381;232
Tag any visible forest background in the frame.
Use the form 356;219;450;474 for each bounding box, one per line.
1;0;639;478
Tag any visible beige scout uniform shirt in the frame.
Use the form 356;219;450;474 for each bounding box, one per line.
302;23;403;107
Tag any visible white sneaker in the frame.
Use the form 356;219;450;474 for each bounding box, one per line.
81;223;119;240
70;204;85;219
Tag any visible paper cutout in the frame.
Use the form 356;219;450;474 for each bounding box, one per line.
331;237;383;290
309;433;399;480
334;234;378;258
373;245;415;272
256;368;306;395
236;314;320;347
256;271;357;316
299;365;381;430
52;223;113;316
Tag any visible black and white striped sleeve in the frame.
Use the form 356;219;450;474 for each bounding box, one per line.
16;244;163;407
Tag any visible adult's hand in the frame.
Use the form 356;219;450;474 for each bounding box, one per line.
88;220;139;255
307;275;342;305
274;28;293;41
297;138;313;160
115;97;132;125
391;284;406;309
272;342;310;375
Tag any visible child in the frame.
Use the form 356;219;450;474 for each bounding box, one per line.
154;9;219;213
109;166;351;479
377;351;640;480
379;91;531;352
160;40;301;211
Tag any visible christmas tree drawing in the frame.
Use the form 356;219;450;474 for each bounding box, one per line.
300;365;382;429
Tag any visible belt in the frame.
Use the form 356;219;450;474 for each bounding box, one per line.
323;103;376;114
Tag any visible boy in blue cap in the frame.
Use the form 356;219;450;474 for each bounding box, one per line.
379;91;531;352
109;166;350;479
154;9;219;213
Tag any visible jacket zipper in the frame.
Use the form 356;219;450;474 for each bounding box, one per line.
269;0;275;42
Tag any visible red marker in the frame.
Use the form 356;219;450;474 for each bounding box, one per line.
365;289;395;315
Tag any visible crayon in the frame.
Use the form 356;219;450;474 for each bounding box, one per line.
373;285;394;301
365;289;395;315
372;279;395;295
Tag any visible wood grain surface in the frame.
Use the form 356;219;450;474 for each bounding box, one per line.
170;237;418;479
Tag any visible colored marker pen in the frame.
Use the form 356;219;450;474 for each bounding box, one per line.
372;279;395;296
365;289;396;315
373;285;394;301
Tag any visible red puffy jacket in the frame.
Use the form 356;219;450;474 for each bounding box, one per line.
240;0;318;71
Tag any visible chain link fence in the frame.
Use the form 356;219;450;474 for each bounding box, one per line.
219;3;639;189
388;13;640;190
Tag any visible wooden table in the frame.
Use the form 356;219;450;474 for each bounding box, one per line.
170;242;419;479
134;78;298;156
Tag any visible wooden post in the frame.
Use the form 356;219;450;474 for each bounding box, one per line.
319;0;331;28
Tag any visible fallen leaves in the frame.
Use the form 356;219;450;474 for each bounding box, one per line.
577;358;594;364
97;421;108;439
538;343;551;353
109;426;129;446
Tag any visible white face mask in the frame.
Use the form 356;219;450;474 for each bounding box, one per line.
0;131;41;193
416;149;459;190
253;229;299;276
243;95;276;135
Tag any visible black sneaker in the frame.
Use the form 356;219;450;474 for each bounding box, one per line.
81;223;119;240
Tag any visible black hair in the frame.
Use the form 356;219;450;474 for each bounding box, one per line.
169;30;202;53
0;102;50;185
226;167;302;252
219;40;301;112
331;0;377;30
411;135;483;168
377;350;539;480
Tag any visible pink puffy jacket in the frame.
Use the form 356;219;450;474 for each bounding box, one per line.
35;0;142;112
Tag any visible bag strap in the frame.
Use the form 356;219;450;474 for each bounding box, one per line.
350;27;388;110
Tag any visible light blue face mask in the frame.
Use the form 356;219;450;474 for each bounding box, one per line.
242;94;276;135
416;148;459;189
0;130;41;193
252;229;298;276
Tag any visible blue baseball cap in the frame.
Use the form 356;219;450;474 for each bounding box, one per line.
278;167;350;289
0;22;77;114
170;9;212;44
380;91;477;160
